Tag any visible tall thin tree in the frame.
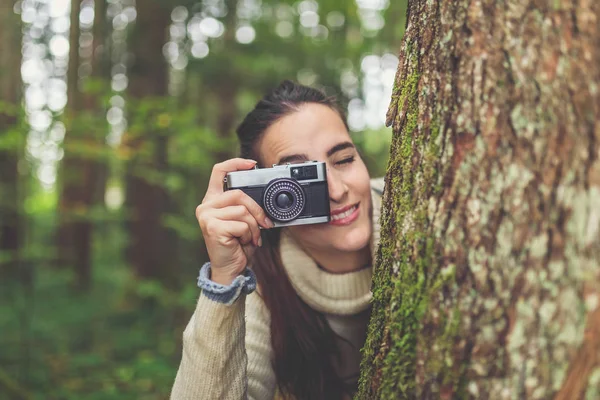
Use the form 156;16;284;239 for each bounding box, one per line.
57;0;109;290
0;0;24;283
124;0;173;285
359;0;600;398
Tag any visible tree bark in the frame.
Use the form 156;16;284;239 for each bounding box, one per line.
214;0;238;162
82;0;110;203
358;1;600;399
0;0;23;280
124;0;173;285
57;0;109;290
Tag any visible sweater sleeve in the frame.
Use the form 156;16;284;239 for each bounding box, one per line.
245;293;276;398
170;291;276;400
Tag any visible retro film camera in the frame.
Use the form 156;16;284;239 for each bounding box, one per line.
224;161;330;228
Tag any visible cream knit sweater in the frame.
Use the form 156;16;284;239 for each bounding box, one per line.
171;179;383;400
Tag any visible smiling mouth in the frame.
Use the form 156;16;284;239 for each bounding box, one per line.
330;203;359;222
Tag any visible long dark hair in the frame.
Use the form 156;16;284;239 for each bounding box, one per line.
236;80;349;399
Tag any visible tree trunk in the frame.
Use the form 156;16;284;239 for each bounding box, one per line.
57;0;108;290
216;0;238;153
124;0;173;284
358;1;600;399
0;0;23;281
82;0;110;208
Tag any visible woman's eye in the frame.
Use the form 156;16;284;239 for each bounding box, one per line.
335;156;355;166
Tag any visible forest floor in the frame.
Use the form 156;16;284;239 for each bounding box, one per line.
0;231;198;400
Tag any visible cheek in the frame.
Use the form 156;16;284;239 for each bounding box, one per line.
352;171;372;199
349;159;371;186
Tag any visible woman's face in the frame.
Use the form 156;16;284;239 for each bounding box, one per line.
257;103;372;256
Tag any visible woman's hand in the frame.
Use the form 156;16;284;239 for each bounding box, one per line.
195;158;274;285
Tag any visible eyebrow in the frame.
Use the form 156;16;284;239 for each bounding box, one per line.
277;141;355;165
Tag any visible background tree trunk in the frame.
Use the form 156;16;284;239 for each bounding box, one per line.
358;0;600;398
56;0;82;275
0;0;23;281
81;0;110;208
124;0;173;285
57;0;109;290
213;0;239;163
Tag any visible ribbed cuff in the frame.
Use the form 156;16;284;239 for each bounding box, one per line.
197;262;257;306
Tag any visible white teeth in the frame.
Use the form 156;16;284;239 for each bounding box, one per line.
331;205;357;221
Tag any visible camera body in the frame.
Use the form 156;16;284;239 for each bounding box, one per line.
224;161;330;228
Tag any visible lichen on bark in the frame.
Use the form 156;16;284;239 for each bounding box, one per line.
358;0;600;398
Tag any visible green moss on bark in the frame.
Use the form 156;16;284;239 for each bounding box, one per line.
357;35;446;396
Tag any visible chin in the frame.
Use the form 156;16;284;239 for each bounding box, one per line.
333;225;372;252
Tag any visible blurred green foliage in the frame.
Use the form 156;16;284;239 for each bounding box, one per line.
0;0;405;397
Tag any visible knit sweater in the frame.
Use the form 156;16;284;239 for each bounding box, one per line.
171;179;383;400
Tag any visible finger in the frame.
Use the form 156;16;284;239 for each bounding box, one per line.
211;205;262;246
201;213;253;246
204;158;257;199
219;219;254;246
207;189;274;229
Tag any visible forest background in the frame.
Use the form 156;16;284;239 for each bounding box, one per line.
0;0;406;398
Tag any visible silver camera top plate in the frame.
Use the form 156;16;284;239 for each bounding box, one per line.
224;160;327;189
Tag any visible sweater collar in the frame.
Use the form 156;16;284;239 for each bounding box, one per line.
279;187;382;315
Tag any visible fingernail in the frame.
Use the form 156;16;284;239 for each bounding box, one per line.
264;218;274;228
258;237;263;247
248;159;257;164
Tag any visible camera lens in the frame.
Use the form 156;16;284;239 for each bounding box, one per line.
276;192;293;209
263;178;306;222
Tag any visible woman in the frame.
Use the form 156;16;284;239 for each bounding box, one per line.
171;80;384;400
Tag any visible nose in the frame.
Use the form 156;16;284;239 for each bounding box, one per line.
327;167;348;204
